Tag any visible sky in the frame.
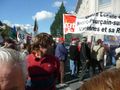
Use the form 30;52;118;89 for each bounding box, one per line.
0;0;77;34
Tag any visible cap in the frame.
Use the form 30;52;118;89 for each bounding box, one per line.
59;37;65;41
71;38;79;41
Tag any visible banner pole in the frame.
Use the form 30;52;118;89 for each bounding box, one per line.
63;14;65;40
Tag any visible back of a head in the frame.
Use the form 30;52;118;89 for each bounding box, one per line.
97;39;103;45
80;68;120;90
4;38;17;50
32;32;54;49
82;37;87;42
0;48;22;64
71;38;77;45
0;48;26;90
0;48;26;77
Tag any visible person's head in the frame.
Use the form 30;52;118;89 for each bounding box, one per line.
82;37;87;42
31;32;54;58
20;43;28;50
58;37;65;44
78;40;81;45
0;48;26;90
97;39;103;45
71;38;77;45
3;38;17;50
80;68;120;90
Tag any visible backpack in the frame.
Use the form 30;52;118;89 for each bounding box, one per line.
91;46;102;60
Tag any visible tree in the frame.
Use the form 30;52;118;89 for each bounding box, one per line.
50;2;67;37
0;24;11;39
33;18;38;36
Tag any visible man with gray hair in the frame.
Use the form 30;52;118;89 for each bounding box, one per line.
0;48;26;90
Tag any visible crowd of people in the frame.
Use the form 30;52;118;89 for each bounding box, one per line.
0;32;120;90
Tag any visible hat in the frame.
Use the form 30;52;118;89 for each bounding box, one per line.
59;37;65;41
71;38;78;41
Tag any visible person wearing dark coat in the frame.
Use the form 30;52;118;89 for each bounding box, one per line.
80;37;91;64
69;39;79;77
79;37;93;77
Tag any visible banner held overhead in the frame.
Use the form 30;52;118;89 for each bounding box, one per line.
63;12;120;36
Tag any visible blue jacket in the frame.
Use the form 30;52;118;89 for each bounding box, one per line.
55;43;67;61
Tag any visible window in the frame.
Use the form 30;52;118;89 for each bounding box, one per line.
99;0;111;5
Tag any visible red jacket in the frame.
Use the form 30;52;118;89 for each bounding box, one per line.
26;53;60;90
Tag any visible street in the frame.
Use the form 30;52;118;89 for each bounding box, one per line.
56;60;114;90
56;60;89;90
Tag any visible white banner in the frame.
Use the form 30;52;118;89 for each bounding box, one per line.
64;12;120;36
76;12;120;36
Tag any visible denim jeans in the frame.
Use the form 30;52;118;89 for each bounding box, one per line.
70;59;77;75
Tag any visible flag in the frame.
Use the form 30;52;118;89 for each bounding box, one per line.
33;18;38;32
63;14;76;34
9;26;17;39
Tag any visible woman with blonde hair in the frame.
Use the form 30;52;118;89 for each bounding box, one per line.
80;68;120;90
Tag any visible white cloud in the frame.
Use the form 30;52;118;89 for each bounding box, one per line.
32;10;54;21
53;1;62;7
53;1;67;7
68;11;75;14
2;20;33;31
2;20;12;26
14;24;34;31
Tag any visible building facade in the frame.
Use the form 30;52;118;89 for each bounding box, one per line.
75;0;120;42
75;0;120;17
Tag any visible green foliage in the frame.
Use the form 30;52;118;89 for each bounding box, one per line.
0;22;18;40
1;24;11;39
50;2;67;37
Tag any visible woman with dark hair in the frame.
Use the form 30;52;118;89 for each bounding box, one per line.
26;33;60;90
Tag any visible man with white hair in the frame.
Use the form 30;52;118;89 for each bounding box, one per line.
0;48;26;90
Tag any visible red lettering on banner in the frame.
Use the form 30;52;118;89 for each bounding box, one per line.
70;28;74;32
65;28;68;33
64;23;75;33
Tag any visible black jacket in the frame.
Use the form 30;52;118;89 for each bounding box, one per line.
69;45;79;60
80;42;91;61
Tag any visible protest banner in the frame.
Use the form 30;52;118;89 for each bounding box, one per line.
77;12;120;36
63;12;120;36
63;14;76;34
